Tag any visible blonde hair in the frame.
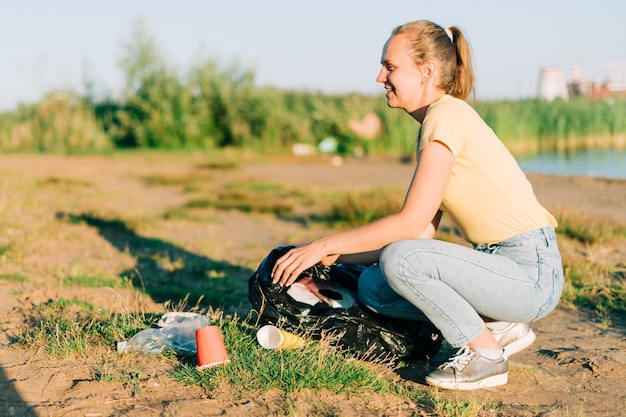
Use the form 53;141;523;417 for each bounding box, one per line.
392;20;474;100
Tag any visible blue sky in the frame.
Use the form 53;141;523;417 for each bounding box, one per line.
1;0;625;111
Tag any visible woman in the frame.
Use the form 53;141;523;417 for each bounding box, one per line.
272;19;564;390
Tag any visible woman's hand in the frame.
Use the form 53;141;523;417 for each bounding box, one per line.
321;254;340;266
271;243;330;287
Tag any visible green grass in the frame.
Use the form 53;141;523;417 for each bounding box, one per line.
0;245;11;256
554;210;626;244
139;172;214;192
165;181;309;220
16;299;503;415
196;188;296;216
171;316;399;395
39;177;93;188
314;188;405;227
16;298;157;359
0;272;29;283
561;258;626;325
62;273;131;288
194;160;239;170
429;391;499;417
95;364;157;397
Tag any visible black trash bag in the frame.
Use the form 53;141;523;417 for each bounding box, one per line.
248;245;443;361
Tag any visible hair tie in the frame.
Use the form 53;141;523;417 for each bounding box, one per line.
444;28;453;42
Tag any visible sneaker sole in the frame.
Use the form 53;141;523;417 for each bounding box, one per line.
425;372;508;390
503;328;536;357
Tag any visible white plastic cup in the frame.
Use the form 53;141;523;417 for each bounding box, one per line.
256;325;305;350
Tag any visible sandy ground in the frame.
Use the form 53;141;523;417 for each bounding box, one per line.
0;153;625;417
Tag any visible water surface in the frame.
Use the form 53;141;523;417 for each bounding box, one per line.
517;148;626;180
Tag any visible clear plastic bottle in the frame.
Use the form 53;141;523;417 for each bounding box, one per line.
117;314;211;355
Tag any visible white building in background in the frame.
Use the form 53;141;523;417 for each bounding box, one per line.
605;61;626;96
538;67;569;101
538;61;626;101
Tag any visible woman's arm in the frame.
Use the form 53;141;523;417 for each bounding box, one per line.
273;140;454;286
334;209;442;265
336;209;443;265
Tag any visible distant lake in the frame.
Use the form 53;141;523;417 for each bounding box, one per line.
517;148;626;180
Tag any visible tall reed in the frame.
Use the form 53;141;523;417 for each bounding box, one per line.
1;21;625;155
0;92;110;152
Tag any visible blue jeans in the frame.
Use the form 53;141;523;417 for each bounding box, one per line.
357;227;564;348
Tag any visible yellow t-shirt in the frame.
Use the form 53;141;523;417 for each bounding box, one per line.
419;94;557;245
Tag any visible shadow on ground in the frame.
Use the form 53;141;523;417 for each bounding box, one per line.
56;212;253;314
0;366;34;416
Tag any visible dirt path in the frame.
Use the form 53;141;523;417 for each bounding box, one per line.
0;154;625;416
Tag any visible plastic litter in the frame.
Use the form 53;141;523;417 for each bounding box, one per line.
318;136;338;153
248;245;443;361
117;313;211;355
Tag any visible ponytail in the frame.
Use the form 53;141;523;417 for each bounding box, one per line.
447;26;474;101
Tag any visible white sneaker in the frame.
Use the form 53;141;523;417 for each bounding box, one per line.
488;322;536;357
425;346;508;390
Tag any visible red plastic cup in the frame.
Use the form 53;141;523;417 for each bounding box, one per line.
195;326;230;370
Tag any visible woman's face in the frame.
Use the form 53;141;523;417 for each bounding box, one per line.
376;33;427;114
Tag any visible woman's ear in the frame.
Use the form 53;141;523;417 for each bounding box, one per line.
420;61;436;82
